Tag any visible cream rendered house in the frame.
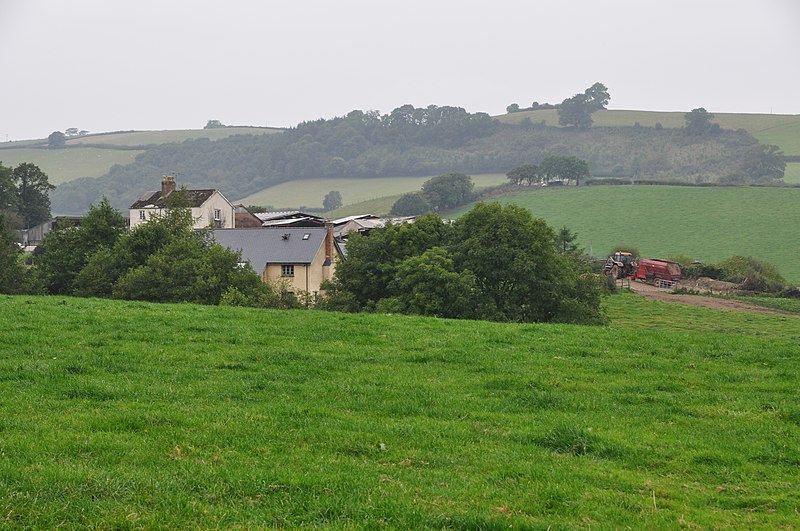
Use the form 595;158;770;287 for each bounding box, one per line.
129;175;235;230
212;226;339;295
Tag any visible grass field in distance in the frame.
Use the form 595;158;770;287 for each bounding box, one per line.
237;173;509;209
0;293;798;528
0;147;144;185
0;127;281;185
496;109;800;156
450;185;800;283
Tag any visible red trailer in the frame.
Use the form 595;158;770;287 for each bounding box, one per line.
634;259;682;287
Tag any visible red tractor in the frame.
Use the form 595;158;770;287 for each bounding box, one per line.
604;251;637;279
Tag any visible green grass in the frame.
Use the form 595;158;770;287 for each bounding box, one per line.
327;194;403;217
0;147;144;184
496;109;800;155
783;163;800;184
0;128;280;185
454;185;800;283
0;294;798;528
237;173;509;209
725;295;800;315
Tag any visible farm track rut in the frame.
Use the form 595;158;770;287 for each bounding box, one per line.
628;281;798;317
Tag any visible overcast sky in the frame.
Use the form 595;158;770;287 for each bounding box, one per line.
1;0;798;141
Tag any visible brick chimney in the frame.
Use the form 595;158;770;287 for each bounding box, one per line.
324;222;334;266
161;175;176;196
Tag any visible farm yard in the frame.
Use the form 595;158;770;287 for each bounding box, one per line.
0;293;798;528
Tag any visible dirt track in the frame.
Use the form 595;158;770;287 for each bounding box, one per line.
628;281;797;317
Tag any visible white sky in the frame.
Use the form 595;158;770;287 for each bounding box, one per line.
1;0;798;141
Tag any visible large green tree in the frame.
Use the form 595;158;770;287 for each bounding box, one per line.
392;247;479;319
0;213;27;294
332;214;452;309
390;192;431;216
48;131;66;148
450;203;603;323
558;82;610;129
13;163;55;228
540;155;590;185
0;163;18;214
323;190;343;211
506;164;541;186
558;95;594;129
684;107;716;135
421;172;474;211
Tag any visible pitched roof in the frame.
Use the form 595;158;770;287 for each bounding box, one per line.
212;227;329;267
130;189;217;209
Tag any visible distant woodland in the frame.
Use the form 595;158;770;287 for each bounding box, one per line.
51;105;783;214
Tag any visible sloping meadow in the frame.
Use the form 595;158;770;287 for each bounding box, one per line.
0;294;798;528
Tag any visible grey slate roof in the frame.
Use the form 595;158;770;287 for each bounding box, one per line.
130;189;217;209
212;227;328;268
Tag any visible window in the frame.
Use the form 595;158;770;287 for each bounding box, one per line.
281;264;295;277
139;210;146;221
302;233;310;240
213;209;222;221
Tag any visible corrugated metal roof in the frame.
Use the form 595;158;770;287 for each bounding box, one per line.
255;211;325;222
212;227;328;268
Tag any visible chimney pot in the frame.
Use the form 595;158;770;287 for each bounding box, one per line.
161;175;176;196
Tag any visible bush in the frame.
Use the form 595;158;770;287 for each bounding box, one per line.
718;256;785;293
390;192;431;216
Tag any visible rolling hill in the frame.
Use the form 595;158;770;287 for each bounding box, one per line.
496;109;800;155
0;127;281;185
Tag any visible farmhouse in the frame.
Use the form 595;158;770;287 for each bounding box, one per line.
212;226;340;295
129;175;235;230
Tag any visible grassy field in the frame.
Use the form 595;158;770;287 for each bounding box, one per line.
0;147;144;184
0;294;798;528
783;163;800;184
237;173;509;209
327;194;403;218
496;109;800;155
452;185;800;283
0;128;281;185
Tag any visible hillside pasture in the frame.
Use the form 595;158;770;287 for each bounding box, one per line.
461;185;800;283
237;173;508;209
64;127;282;147
783;163;800;184
0;128;281;186
752;119;800;156
0;147;144;184
0;294;798;528
326;194;403;217
496;109;800;155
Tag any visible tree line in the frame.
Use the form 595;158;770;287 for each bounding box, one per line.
50;98;785;215
0;193;298;307
2;188;606;325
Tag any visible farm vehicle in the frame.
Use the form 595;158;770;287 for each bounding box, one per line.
604;252;682;288
603;251;636;279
